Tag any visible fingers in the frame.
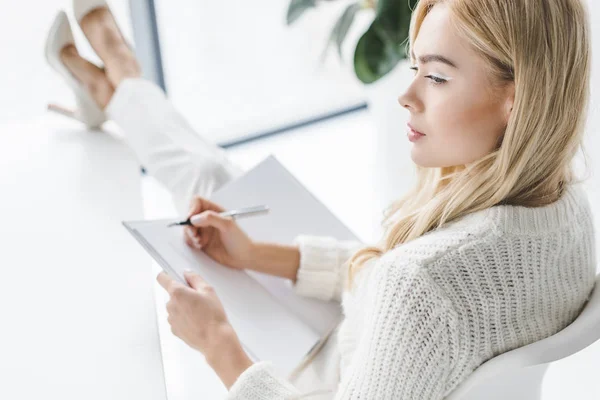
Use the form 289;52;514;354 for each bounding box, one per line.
186;198;209;247
184;270;207;289
187;197;204;219
157;272;189;297
185;196;229;248
184;226;202;249
156;271;173;292
190;210;234;232
187;196;226;219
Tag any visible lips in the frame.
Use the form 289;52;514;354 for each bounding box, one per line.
407;123;425;136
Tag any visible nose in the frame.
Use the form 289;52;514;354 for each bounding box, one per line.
397;81;422;113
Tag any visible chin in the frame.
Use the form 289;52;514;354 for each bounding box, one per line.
411;148;467;169
410;147;435;168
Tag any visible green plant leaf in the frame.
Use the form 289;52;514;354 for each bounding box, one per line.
353;22;398;83
353;0;418;83
376;0;418;16
332;2;362;59
286;0;317;25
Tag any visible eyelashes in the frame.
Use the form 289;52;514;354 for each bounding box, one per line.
409;66;448;86
428;75;447;85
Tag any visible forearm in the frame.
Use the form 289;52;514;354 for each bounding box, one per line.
247;242;300;283
205;325;254;390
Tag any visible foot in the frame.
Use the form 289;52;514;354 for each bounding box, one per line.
79;7;142;88
60;44;115;110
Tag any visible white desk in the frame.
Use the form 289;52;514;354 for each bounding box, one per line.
0;116;166;399
0;111;383;400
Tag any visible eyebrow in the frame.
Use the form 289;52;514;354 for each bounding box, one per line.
410;51;458;68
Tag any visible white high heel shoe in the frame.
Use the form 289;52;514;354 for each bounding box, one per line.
44;10;107;129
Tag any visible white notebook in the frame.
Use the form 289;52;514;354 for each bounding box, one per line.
123;155;361;379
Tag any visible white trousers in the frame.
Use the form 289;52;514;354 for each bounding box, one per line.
105;78;244;215
104;78;341;399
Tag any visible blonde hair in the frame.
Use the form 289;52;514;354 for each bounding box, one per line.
346;0;592;289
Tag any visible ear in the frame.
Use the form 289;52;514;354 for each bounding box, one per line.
503;82;515;123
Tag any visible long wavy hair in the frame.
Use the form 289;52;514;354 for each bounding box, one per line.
346;0;592;289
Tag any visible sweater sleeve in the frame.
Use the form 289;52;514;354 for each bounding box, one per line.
225;263;459;400
289;235;364;303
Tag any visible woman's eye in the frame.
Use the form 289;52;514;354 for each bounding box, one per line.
409;66;447;85
426;75;447;85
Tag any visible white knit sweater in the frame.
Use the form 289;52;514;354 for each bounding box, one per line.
104;79;597;400
225;183;597;399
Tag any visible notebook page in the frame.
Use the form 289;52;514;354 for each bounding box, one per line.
209;155;361;336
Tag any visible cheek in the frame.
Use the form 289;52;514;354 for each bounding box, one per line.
430;92;504;163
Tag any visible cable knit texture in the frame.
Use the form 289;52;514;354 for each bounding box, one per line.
226;183;597;399
292;236;363;303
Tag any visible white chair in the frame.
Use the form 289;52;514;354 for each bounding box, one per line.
445;274;600;400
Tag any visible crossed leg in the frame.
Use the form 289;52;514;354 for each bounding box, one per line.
60;6;244;214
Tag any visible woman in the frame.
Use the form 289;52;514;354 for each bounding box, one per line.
45;0;596;398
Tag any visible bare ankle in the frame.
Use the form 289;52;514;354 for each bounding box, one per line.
106;54;142;87
59;44;115;110
60;44;78;60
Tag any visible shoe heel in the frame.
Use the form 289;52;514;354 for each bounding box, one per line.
47;97;105;129
48;103;77;119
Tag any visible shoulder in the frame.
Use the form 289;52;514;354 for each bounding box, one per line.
361;246;458;312
362;211;500;304
378;207;498;270
378;182;592;276
485;182;593;235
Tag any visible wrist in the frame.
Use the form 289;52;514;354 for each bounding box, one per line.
248;242;300;281
205;325;253;390
245;241;262;271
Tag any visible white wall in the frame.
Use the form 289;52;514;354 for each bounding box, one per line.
582;0;600;241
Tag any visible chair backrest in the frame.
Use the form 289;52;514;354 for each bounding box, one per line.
445;273;600;400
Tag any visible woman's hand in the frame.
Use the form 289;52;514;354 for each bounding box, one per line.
183;196;256;270
157;270;254;388
157;270;231;354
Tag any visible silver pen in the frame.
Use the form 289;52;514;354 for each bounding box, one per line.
167;204;270;227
